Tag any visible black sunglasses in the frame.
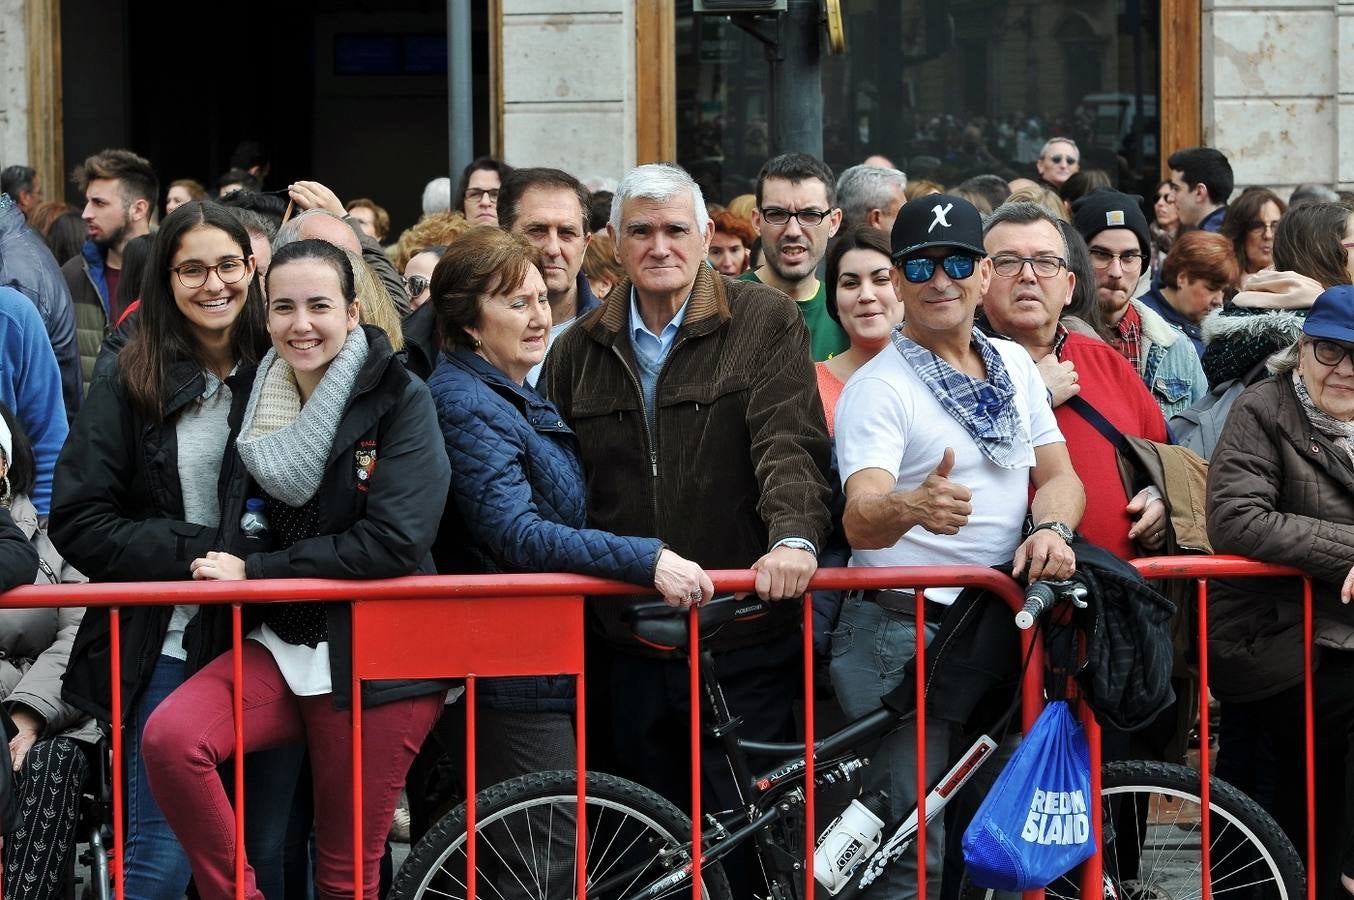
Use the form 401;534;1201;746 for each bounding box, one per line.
899;254;978;284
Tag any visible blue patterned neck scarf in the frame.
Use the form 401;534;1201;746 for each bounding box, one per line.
891;325;1027;469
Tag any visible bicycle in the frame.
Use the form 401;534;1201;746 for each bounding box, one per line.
391;584;1304;900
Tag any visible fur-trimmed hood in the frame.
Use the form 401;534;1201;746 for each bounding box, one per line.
1201;306;1306;347
1131;298;1186;349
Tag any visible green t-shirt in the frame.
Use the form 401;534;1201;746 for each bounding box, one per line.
739;270;850;361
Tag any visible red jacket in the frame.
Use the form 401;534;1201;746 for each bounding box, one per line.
1055;333;1168;558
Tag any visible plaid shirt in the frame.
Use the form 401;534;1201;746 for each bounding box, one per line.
1053;323;1070;358
1108;304;1144;373
890;325;1027;469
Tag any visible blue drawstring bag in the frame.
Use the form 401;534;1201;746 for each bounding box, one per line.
962;701;1096;890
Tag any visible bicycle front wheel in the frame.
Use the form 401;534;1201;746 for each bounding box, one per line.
390;769;734;900
1050;760;1305;900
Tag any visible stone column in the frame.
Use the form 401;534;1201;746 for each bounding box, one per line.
1205;0;1344;194
0;0;28;166
500;0;636;181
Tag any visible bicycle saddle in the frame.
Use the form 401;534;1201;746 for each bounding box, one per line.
625;594;768;650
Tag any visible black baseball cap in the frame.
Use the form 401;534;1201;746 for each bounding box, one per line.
890;193;986;262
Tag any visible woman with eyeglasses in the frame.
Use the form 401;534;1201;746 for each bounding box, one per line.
1138;230;1239;356
455;157;513;226
1202;201;1354;389
1221;187;1287;286
48;201;296;900
1207;285;1354;900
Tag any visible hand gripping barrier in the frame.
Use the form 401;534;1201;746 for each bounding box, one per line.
0;565;1084;900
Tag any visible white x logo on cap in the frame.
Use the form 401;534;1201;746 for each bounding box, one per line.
928;203;954;233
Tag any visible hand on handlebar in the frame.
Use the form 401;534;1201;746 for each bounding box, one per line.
653;549;714;609
1011;530;1076;583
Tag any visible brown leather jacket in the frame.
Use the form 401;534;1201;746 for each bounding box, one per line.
1205;373;1354;702
540;265;832;653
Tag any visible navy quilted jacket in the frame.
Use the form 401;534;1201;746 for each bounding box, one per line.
429;349;662;712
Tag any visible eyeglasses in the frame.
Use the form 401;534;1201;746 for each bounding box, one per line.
760;207;831;227
466;188;499;203
1155;193;1174;204
171;258;248;289
1309;339;1354;368
899;254;978;284
405;274;430;297
991;254;1067;278
1087;248;1147;271
1046;155;1078;166
1247;221;1279;236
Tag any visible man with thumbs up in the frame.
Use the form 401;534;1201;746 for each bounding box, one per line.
828;193;1085;900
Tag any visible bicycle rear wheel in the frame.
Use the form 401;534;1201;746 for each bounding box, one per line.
964;760;1304;900
390;769;734;900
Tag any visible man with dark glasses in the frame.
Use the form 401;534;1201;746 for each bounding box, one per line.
1035;137;1081;189
830;192;1084;900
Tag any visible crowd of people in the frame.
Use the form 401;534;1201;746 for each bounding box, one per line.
0;133;1350;900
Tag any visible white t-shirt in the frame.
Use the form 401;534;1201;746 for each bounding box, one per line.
834;338;1063;602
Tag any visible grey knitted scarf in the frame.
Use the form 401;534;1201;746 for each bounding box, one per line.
237;328;370;507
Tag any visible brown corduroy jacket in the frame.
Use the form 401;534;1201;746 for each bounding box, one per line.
540;264;833;653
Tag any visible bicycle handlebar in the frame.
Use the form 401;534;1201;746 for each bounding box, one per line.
1015;578;1089;630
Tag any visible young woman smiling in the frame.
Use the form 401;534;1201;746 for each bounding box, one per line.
49;201;279;899
815;226;906;434
141;238;450;900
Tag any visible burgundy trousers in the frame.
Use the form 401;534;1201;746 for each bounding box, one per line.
142;640;442;900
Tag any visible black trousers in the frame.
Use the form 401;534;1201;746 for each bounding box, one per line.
1216;649;1354;900
5;736;88;900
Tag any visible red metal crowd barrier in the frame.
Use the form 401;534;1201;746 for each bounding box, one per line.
1132;556;1315;900
0;558;1319;900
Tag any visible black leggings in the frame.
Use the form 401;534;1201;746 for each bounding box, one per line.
3;735;88;900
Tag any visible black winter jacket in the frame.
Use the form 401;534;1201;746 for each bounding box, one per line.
223;326;452;709
51;360;253;722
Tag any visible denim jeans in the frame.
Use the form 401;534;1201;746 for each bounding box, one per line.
125;654;309;899
124;655;195;899
829;595;953;900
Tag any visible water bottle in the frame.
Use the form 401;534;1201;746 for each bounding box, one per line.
240;498;270;542
813;790;890;894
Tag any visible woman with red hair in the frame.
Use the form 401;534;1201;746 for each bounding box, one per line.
1139;230;1239;356
707;210;757;276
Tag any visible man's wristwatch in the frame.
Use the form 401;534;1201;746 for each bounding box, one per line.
1029;521;1074;544
778;538;816;554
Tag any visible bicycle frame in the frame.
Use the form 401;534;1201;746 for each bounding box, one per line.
607;640;1010;900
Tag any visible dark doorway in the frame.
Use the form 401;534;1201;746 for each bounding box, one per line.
62;0;492;237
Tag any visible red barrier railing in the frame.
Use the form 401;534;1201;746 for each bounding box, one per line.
1132;556;1314;900
7;559;1312;900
